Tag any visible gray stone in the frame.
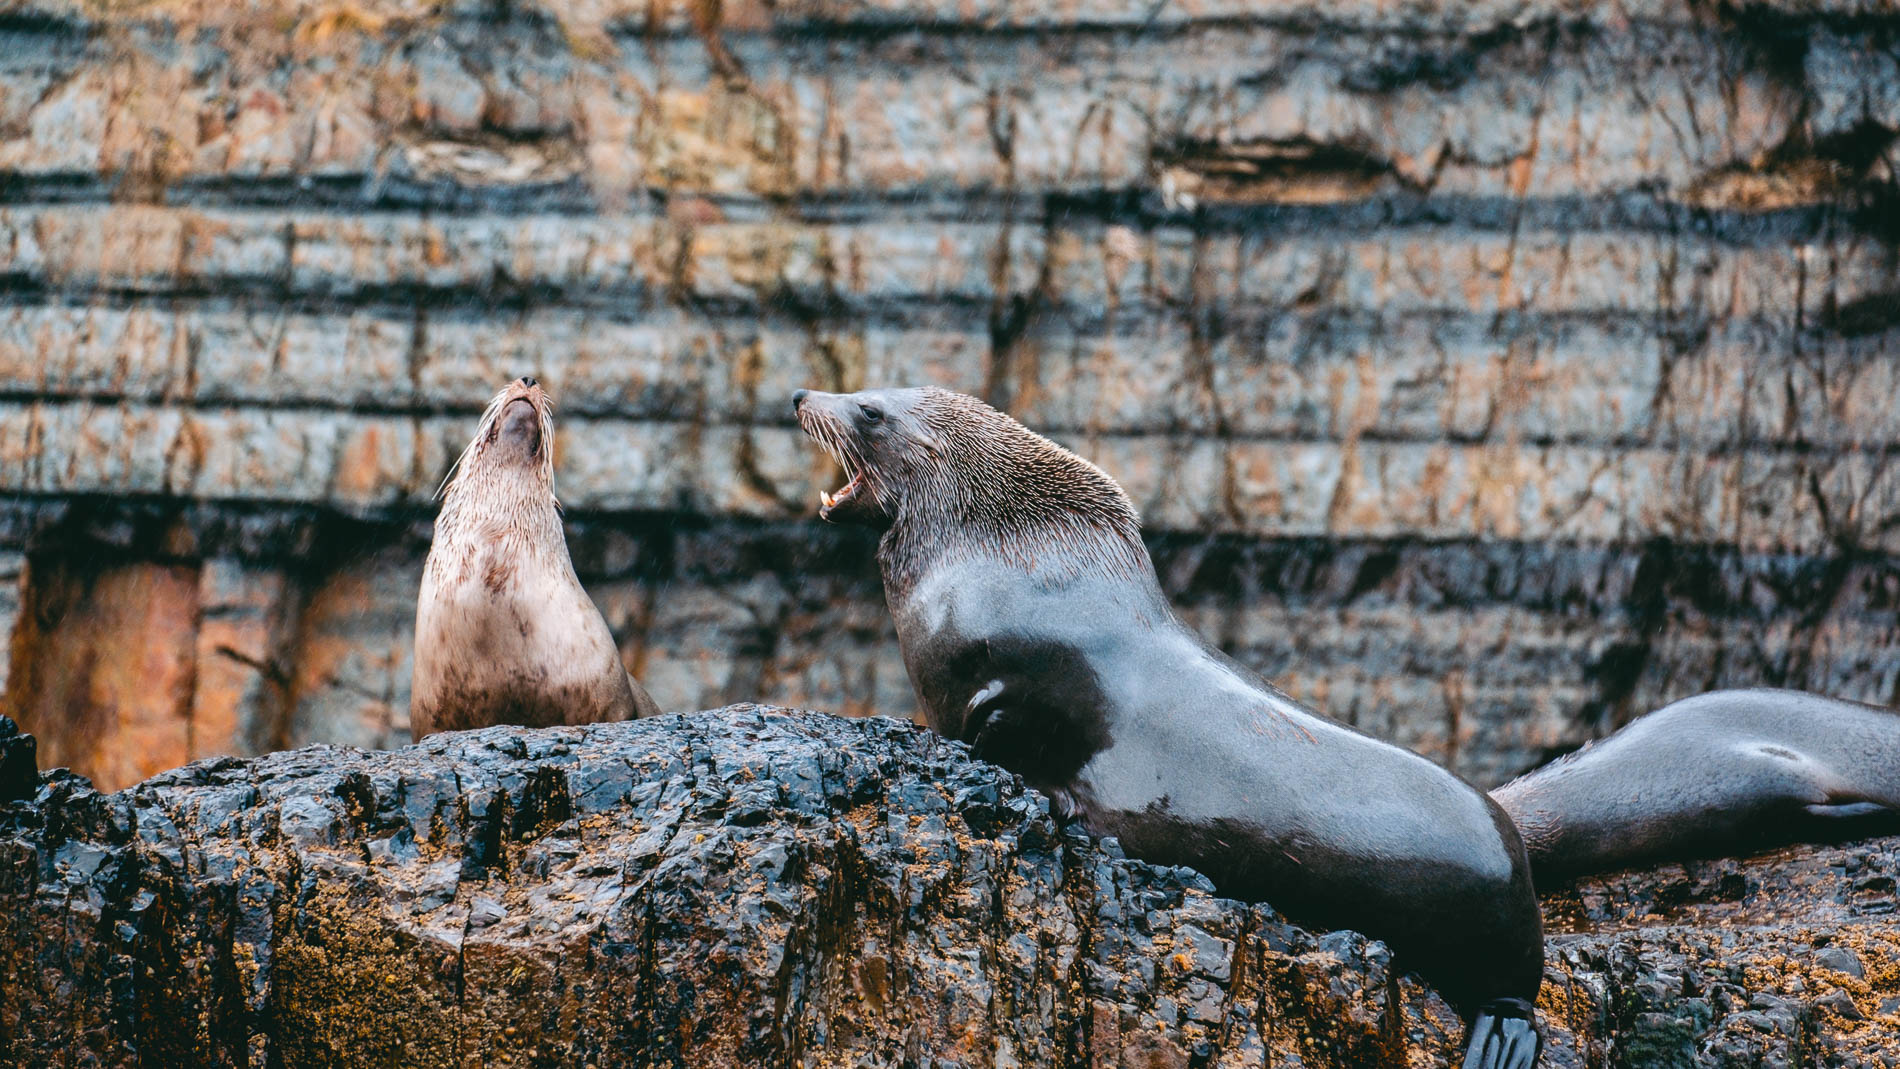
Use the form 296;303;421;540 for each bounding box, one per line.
3;708;1899;1067
1817;946;1866;979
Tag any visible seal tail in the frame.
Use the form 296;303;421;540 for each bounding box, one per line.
1461;999;1541;1069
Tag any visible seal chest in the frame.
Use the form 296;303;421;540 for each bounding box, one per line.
411;378;660;739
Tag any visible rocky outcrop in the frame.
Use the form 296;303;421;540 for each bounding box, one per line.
0;707;1895;1068
3;0;1899;789
0;715;34;802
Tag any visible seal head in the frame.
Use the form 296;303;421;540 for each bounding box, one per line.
795;386;1146;594
411;377;661;739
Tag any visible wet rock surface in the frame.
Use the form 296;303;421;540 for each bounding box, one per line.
1;706;1894;1068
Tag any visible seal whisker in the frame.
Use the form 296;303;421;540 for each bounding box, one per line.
535;387;558;496
436;388;514;499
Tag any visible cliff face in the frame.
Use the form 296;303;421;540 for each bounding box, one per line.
2;0;1899;789
4;709;1897;1069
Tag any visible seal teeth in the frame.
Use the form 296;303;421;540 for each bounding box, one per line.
820;472;866;514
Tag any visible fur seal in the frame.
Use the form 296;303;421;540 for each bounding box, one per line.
411;377;660;740
1494;687;1900;883
795;386;1544;1069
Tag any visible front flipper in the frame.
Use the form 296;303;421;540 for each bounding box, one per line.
1806;802;1891;819
958;677;1090;820
1797;801;1900;846
961;678;1008;746
1462;999;1541;1069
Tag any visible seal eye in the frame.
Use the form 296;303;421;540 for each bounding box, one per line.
859;404;884;424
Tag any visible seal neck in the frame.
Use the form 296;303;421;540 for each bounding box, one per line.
435;465;565;561
877;462;1154;599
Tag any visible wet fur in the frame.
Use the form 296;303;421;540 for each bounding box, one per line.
412;380;660;739
798;385;1148;596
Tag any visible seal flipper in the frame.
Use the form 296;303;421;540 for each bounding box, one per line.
1807;801;1890;819
1461;999;1541;1069
1798;800;1900;845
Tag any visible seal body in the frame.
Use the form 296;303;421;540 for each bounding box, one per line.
1494;688;1900;883
796;386;1543;1065
897;554;1545;1017
412;378;660;740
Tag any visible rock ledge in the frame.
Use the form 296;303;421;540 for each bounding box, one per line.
0;708;1895;1067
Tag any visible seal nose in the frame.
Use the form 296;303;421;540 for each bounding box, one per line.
792;389;809;413
519;376;537;388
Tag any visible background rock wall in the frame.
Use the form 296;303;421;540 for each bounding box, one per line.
1;0;1898;790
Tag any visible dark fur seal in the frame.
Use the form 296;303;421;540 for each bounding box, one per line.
795;385;1543;1069
412;377;660;740
1495;687;1900;883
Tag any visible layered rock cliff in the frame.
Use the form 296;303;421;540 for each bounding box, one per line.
2;0;1898;788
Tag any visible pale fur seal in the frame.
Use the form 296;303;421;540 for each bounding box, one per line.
795;385;1544;1069
1494;687;1900;883
411;377;660;740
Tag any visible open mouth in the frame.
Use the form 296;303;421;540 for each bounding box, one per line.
818;470;864;517
797;400;878;523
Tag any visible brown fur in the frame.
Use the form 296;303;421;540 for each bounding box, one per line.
411;378;660;740
797;386;1148;595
